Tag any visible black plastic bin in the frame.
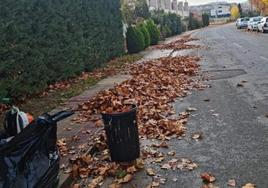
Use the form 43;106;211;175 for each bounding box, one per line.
102;105;140;162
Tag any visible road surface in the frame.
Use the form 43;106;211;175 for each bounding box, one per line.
171;23;268;187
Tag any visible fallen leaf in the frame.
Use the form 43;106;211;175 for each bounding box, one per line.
202;183;219;188
167;151;176;156
201;172;216;183
146;168;156;176
227;179;236;187
161;163;171;170
154;157;165;163
192;133;203;140
126;166;137;174
88;176;104;188
242;183;256;188
72;184;80;188
109;183;121;188
152;181;160;187
117;174;133;184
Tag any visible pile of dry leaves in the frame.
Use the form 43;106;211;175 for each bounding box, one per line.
153;35;201;51
76;56;201;139
64;55;203;187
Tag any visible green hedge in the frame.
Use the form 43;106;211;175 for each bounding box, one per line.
138;23;151;48
146;20;160;45
0;0;124;99
151;11;183;39
126;26;145;54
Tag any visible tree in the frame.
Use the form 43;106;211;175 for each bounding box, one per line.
135;0;150;19
238;3;243;17
126;26;145;53
231;5;240;19
188;13;201;30
146;19;160;45
121;2;136;24
137;23;151;48
251;0;268;15
263;0;268;5
202;13;210;27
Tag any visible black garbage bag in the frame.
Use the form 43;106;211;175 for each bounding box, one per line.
0;111;73;188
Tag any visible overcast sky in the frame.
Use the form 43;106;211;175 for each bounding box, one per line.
188;0;248;5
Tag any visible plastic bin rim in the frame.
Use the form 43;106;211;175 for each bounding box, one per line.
101;105;137;117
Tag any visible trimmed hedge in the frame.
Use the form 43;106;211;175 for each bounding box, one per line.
0;0;124;99
151;11;183;39
146;20;160;45
138;23;151;48
126;26;145;54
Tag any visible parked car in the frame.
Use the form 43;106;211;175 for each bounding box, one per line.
236;18;249;29
257;17;268;33
248;17;263;31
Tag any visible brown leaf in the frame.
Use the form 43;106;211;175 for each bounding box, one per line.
242;183;256;188
201;172;216;183
72;184;80;188
202;183;219;188
88;176;104;188
117;174;133;184
146;168;156;176
109;183;121;188
126;166;137;174
161;163;171;170
72;164;79;179
135;159;145;169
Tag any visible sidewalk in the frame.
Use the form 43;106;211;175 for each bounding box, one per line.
56;44;176;187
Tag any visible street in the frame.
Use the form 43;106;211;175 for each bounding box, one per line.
164;23;268;187
107;23;268;188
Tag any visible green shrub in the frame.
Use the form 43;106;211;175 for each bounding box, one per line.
138;23;151;48
0;0;124;99
161;25;172;38
202;13;210;27
151;11;183;37
146;20;160;45
126;26;145;53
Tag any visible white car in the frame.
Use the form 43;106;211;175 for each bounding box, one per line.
248;17;263;31
257;17;268;33
236;18;249;29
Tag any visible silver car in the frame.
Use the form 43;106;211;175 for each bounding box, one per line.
236;18;249;29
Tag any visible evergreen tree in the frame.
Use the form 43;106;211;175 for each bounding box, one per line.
146;20;160;45
135;0;150;19
138;23;151;48
126;26;145;53
238;3;243;17
202;13;210;27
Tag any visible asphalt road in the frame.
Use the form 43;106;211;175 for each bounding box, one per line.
170;23;268;187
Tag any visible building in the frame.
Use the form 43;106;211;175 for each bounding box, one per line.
148;0;189;18
190;2;231;18
210;4;231;18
